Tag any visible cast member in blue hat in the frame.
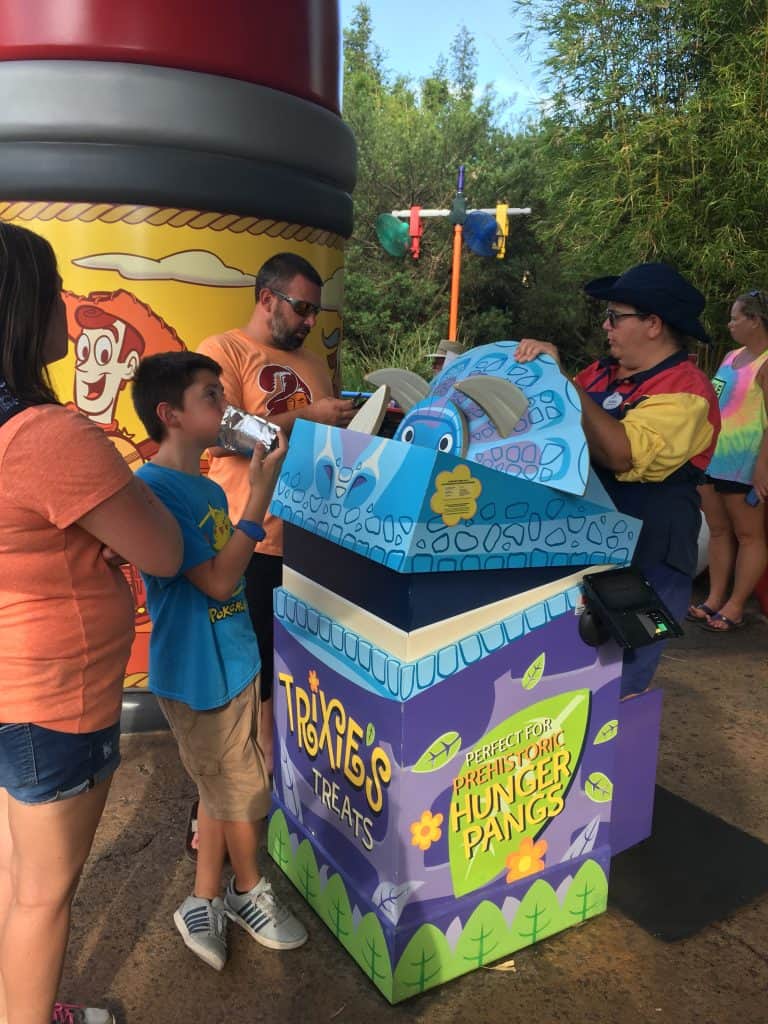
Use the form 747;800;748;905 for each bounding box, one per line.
516;262;721;697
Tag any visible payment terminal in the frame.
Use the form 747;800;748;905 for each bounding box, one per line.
578;567;684;649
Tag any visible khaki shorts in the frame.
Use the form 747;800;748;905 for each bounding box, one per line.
158;677;270;822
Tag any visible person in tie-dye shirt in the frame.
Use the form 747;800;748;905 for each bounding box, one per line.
692;290;768;631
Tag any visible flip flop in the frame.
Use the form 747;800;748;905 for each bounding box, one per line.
185;798;233;864
686;603;718;622
184;798;199;862
701;612;744;632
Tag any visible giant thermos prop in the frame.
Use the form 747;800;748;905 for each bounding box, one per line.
0;0;355;699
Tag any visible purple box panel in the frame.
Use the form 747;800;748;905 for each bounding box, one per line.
272;609;621;946
610;688;664;854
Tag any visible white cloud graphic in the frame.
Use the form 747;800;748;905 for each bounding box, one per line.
72;250;255;287
322;267;344;313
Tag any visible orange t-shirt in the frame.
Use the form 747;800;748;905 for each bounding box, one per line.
198;329;335;556
0;405;135;732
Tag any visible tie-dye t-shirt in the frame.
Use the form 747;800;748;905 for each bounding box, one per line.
707;347;768;484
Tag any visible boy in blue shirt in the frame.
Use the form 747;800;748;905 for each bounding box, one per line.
132;351;307;971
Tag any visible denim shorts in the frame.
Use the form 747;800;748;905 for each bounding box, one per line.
0;720;121;804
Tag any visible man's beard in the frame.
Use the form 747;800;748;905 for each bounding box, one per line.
270;306;307;351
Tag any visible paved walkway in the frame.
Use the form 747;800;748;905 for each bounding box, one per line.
61;605;768;1023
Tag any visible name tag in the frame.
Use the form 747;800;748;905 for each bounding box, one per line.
602;392;623;411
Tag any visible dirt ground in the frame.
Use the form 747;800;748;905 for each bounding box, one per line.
61;600;768;1024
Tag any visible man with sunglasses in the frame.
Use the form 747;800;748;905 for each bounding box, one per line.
516;262;721;697
199;253;356;771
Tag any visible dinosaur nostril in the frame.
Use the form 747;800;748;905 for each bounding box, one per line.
315;460;334;498
344;473;375;509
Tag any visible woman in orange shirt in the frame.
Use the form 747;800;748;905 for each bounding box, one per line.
0;224;182;1024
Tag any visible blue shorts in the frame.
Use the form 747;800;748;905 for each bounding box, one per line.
0;721;121;805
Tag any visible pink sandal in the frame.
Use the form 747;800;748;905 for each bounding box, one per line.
52;1003;115;1024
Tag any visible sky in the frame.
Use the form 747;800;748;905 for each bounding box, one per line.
338;0;547;120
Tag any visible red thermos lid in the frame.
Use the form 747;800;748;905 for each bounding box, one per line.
0;0;340;112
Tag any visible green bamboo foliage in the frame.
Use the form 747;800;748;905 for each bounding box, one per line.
342;2;768;381
515;0;768;371
341;4;554;380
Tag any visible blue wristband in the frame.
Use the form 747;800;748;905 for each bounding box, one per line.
236;519;266;542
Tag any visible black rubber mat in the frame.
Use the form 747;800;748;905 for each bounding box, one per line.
609;786;768;940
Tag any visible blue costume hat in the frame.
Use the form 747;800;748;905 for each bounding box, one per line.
583;262;710;343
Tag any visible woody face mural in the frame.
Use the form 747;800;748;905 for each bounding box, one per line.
63;289;185;430
61;288;188;676
73;308;144;423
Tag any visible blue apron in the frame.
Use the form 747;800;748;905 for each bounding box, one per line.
583;353;701;696
583;351;703;577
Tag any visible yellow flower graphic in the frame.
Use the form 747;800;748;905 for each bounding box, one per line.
429;464;482;526
410;810;444;852
308;670;320;693
505;836;548;882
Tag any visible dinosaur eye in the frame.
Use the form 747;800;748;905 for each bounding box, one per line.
401;425;415;444
438;432;454;453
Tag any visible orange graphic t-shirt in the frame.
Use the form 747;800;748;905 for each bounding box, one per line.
199;329;335;556
0;405;135;732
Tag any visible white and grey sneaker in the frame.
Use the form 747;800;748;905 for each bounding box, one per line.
224;876;308;950
173;895;229;971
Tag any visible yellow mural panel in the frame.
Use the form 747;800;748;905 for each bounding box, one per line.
0;201;345;689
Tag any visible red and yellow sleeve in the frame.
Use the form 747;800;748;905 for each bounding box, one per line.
617;393;715;482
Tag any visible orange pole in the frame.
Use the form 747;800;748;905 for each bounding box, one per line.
448;223;463;341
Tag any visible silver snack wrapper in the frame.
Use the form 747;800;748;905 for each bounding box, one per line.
216;405;279;456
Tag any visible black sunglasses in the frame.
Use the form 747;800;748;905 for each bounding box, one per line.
271;289;321;319
603;309;650;327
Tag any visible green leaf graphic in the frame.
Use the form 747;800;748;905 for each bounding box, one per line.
593;720;618;745
393;924;453;1001
584;772;614;803
448;690;590;898
352;914;393;996
521;652;546;690
267;809;293;876
455;901;507;968
413;731;462;773
321;874;354;950
365;721;376;746
511;879;562;945
294;840;321;909
562;859;608;924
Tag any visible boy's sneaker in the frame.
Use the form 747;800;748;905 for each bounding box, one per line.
52;1005;115;1024
173;895;229;971
224;876;308;950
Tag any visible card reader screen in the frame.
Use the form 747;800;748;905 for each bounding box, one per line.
586;571;657;612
